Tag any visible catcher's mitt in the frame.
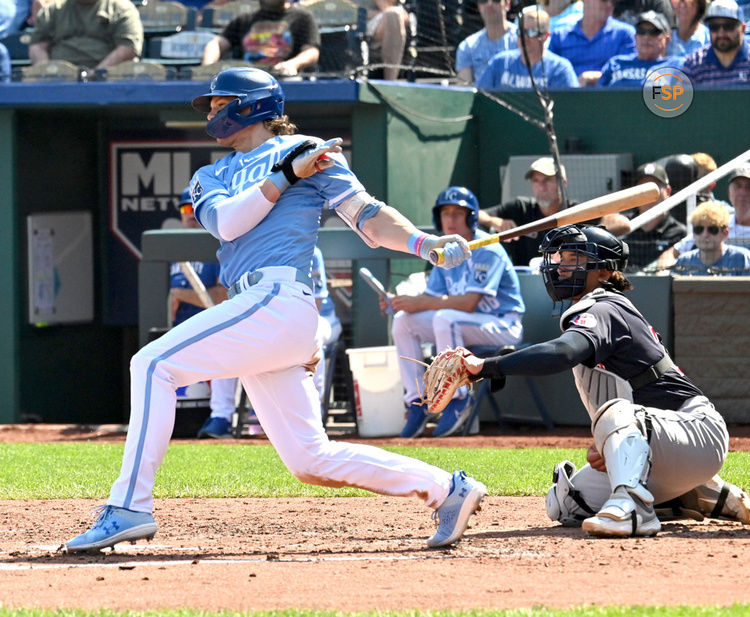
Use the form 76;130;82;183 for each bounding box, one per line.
421;346;474;415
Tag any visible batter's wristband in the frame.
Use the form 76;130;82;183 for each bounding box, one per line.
408;232;428;257
267;170;290;194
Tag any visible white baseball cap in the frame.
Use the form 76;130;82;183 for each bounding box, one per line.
525;157;567;181
704;0;742;22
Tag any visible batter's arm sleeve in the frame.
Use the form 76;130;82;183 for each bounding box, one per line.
477;330;593;379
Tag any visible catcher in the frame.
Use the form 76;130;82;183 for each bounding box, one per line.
424;224;750;536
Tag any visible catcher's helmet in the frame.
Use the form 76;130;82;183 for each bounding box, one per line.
539;225;629;301
432;186;479;233
179;187;192;205
191;67;284;139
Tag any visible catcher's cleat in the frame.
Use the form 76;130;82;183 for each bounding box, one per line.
64;505;157;553
427;470;487;547
721;483;750;524
582;486;661;537
401;400;429;438
432;396;472;437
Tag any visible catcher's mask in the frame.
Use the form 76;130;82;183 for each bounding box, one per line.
539;224;629;301
432;186;479;233
192;67;284;139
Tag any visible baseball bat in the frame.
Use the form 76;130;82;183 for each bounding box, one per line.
358;267;388;299
178;261;215;308
429;182;660;266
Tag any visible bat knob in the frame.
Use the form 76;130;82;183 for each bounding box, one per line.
428;248;444;266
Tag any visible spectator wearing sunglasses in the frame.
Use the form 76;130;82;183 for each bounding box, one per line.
681;0;750;85
672;201;750;275
658;165;750;269
598;11;679;86
667;0;710;57
455;0;518;84
548;0;636;86
476;6;578;89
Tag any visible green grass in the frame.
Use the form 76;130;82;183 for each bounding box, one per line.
0;607;749;617
0;443;747;500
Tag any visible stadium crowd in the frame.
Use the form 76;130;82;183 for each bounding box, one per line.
1;0;749;86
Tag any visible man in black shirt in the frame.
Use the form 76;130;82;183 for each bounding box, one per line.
479;157;631;267
201;0;320;76
622;162;686;271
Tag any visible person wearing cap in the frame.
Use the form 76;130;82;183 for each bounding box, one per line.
658;164;750;269
548;0;636;86
476;6;579;90
681;0;749;86
478;156;630;266
455;0;519;84
386;186;524;439
169;188;236;439
622;162;687;271
667;0;710;57
672;201;750;275
598;11;680;86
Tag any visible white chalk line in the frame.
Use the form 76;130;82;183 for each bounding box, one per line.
1;547;547;571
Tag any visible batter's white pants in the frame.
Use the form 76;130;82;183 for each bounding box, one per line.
109;269;452;513
392;308;523;403
568;396;729;507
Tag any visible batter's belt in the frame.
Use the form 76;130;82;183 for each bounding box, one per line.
228;266;312;298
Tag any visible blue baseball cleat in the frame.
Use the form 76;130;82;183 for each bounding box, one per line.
197;416;232;439
427;470;487;547
64;505;158;553
400;399;429;438
432;397;472;437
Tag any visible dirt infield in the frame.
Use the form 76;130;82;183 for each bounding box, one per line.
1;424;749;612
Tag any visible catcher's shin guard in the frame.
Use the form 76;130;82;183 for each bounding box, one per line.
583;399;659;537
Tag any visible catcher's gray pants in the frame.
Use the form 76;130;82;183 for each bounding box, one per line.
573;395;729;507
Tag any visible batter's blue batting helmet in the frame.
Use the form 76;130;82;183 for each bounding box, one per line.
191;67;284;139
432;186;479;233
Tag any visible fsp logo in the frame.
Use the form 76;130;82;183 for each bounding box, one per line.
642;67;694;118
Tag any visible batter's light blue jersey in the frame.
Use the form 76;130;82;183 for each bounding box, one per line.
424;230;525;317
312;246;341;331
190;134;365;288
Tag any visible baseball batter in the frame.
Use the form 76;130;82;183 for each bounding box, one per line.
64;67;486;552
388;187;525;438
457;224;749;536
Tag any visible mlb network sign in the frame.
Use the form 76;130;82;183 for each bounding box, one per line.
109;140;227;258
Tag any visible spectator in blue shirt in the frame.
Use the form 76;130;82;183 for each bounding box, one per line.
599;10;679;86
0;0;31;38
0;42;10;82
682;0;750;86
456;0;518;84
549;0;636;85
673;201;750;275
477;7;579;89
548;0;584;30
667;0;710;57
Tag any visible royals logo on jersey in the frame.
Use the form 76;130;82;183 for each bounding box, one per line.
191;178;204;203
571;313;597;328
473;263;490;285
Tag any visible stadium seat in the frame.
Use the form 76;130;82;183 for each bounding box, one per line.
302;0;363;75
147;30;216;66
16;60;80;82
180;59;249;80
97;60;176;81
138;1;198;32
201;0;259;30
